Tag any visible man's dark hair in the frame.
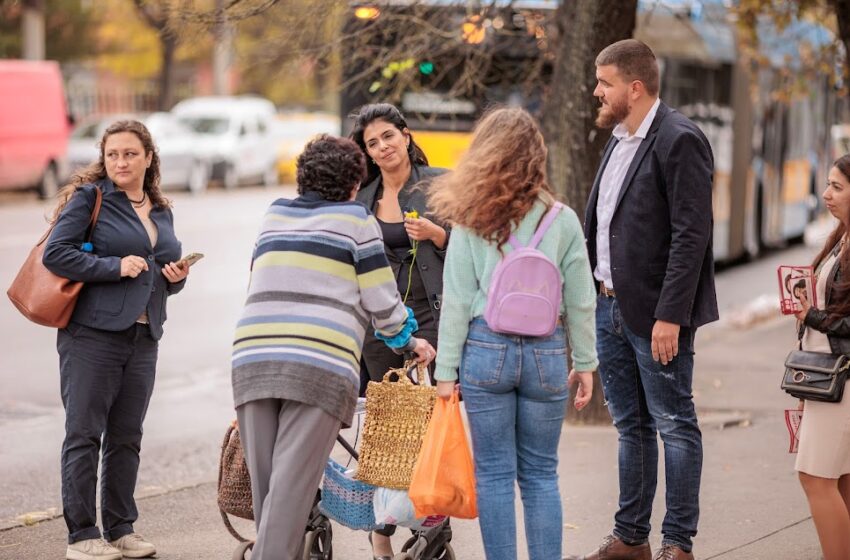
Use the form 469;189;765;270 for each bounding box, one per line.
596;39;660;96
296;135;367;201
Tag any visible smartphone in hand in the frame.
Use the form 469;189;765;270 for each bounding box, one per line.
179;252;204;269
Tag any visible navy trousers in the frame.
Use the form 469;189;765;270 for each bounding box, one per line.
57;322;158;544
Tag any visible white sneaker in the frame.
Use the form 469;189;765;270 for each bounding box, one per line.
109;533;157;558
66;538;123;560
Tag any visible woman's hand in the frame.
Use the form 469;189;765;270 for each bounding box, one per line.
404;216;446;247
163;261;190;283
120;255;149;278
568;369;594;411
794;298;812;322
410;337;436;365
436;380;457;400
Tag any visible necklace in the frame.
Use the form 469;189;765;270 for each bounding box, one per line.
128;191;147;208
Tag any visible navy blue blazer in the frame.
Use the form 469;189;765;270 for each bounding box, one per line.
584;102;719;338
43;179;185;340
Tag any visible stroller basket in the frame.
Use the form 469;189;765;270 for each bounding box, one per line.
319;458;382;531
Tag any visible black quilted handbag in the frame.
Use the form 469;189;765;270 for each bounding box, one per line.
782;350;850;402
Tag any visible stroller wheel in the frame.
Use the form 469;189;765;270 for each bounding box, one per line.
303;522;333;560
411;540;456;560
435;542;456;560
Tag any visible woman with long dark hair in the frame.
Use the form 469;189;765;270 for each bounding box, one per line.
349;103;448;559
43;120;189;560
792;154;850;560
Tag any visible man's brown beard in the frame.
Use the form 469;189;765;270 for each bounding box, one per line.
595;98;629;129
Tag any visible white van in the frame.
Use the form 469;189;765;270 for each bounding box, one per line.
171;96;279;189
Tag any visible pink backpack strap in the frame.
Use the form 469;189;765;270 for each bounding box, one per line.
528;202;564;249
506;202;564;250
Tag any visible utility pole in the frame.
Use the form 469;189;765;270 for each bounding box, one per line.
213;0;233;95
21;0;46;60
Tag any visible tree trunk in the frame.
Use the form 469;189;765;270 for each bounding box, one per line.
21;0;45;60
159;32;177;110
213;0;233;96
540;0;637;424
830;0;850;83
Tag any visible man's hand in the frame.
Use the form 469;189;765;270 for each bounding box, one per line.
410;337;436;365
436;380;457;399
651;319;681;365
568;369;594;410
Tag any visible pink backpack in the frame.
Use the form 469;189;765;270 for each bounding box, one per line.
484;203;564;337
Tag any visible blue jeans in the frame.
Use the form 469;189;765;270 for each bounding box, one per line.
596;296;702;552
459;317;569;560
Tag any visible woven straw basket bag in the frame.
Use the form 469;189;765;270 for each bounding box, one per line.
218;421;254;543
356;361;436;490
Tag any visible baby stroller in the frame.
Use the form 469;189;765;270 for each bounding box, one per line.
220;409;454;560
305;417;455;560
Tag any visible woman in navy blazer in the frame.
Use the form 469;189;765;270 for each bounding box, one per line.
43;120;188;560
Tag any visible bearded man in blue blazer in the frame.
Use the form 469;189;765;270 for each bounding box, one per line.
566;40;718;560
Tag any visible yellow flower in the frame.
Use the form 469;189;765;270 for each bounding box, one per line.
404;209;419;219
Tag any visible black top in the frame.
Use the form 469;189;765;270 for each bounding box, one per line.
377;218;412;257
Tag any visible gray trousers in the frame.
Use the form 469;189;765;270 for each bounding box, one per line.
236;399;341;560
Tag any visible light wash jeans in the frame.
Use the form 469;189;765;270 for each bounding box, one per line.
459;317;570;560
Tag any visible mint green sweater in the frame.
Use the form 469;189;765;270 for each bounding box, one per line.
434;199;599;382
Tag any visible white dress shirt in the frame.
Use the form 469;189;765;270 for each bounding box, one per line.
594;98;661;290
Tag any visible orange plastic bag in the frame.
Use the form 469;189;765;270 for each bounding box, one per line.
408;392;478;519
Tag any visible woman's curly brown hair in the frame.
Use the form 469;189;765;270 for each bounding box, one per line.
296;135;366;201
428;107;555;248
50;120;168;223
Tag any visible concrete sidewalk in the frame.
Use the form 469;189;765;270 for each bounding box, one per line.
0;317;823;560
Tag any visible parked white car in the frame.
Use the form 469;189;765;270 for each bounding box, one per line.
171;96;280;189
67;112;212;194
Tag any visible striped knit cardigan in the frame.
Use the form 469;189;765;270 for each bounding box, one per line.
232;192;409;426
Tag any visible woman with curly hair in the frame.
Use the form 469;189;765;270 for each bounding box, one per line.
43;120;189;560
429;108;597;560
231;135;434;560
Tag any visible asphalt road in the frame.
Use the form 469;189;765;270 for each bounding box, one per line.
0;185;829;552
0;185;292;526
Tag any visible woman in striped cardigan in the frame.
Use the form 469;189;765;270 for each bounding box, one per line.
231;135;434;560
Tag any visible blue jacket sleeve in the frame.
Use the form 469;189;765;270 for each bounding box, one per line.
42;187;122;283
